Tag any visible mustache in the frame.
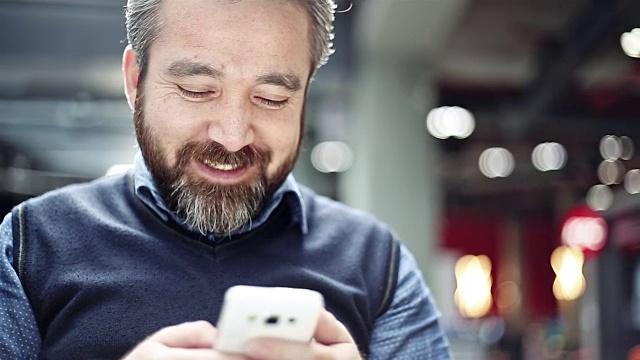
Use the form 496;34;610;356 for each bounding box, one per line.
177;141;270;168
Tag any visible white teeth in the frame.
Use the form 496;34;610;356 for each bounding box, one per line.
203;159;239;171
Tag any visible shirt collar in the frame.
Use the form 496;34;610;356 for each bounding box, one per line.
132;151;308;239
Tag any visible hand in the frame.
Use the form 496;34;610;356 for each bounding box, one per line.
123;310;361;360
241;310;362;360
122;321;245;360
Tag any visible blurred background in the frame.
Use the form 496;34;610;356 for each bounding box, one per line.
2;0;640;358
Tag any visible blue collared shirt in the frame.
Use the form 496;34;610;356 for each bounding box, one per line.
0;154;451;359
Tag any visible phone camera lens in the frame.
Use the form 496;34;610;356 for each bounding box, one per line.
265;315;279;325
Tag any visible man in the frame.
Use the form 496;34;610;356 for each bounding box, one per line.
0;0;451;359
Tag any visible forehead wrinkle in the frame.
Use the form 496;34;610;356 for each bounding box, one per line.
155;0;314;83
165;59;225;79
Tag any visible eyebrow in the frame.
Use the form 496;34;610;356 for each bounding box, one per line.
256;73;302;92
164;60;302;92
165;60;224;79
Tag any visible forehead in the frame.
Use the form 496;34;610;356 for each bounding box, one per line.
150;0;312;76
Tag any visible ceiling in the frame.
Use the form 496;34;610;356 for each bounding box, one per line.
1;0;640;215
433;0;640;214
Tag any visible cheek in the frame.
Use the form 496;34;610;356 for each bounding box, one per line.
260;121;301;170
143;98;194;162
147;95;187;131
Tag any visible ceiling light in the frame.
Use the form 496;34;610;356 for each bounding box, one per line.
621;28;640;58
310;141;354;173
624;169;640;194
599;135;622;161
479;147;515;178
597;160;624;185
586;184;613;211
532;142;567;172
426;106;475;139
620;136;635;160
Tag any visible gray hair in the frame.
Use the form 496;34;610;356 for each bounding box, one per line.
125;0;336;78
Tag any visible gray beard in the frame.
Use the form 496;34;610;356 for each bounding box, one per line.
169;172;266;235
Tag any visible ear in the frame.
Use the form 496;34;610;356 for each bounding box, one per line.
122;45;141;111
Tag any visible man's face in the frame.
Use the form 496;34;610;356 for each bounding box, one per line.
127;0;312;234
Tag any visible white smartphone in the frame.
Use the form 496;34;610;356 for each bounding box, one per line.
215;285;325;354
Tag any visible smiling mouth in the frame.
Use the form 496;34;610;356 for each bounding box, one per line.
202;159;242;171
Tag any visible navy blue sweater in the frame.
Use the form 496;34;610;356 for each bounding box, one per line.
12;173;399;359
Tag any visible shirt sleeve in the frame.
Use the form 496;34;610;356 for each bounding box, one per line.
368;243;452;360
0;212;41;359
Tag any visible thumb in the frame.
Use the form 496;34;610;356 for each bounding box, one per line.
148;320;218;349
313;310;355;345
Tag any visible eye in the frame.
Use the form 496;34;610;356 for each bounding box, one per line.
177;86;215;100
256;97;289;109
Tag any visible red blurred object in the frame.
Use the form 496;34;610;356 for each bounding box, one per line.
628;345;640;360
559;204;608;260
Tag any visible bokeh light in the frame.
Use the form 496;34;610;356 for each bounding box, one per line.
597;159;624;185
531;142;567;172
454;254;493;318
426;106;475;139
628;345;640;360
586;184;613;211
561;216;607;252
310;141;354;173
479;147;515;178
624;169;640;194
551;246;586;301
599;135;623;160
620;136;635;160
495;281;521;313
621;28;640;58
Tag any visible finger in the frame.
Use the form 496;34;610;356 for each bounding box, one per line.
313;310;354;345
154;348;221;360
149;321;218;349
239;311;359;360
245;338;325;360
123;342;223;360
246;338;359;360
152;347;247;360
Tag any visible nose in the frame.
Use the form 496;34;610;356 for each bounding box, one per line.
207;98;255;152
